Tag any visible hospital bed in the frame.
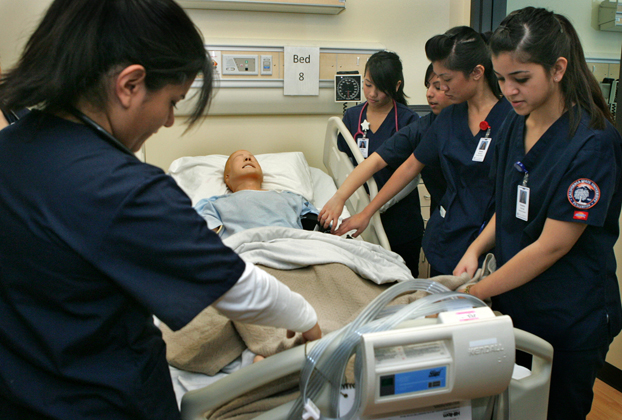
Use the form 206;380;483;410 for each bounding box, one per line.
169;118;391;250
165;147;412;409
178;281;553;420
166;122;552;419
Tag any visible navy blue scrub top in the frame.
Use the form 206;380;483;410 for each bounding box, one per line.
1;107;29;125
0;111;245;420
491;109;622;350
338;101;422;246
415;97;512;274
377;112;447;212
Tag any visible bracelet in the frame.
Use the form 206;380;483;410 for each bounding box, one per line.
464;284;472;295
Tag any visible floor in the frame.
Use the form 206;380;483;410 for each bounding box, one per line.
587;379;622;420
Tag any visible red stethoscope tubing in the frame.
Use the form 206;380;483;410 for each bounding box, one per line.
353;99;399;140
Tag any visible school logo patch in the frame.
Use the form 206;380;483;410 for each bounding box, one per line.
567;179;600;210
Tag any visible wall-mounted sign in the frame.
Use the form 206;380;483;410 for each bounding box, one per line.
284;46;320;96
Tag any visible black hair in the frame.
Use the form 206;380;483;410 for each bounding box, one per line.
364;51;409;105
0;0;212;128
424;63;435;87
489;7;612;134
425;26;501;98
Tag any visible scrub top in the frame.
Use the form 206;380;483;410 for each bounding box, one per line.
377;112;447;212
415;97;512;274
491;109;622;351
338;101;422;247
1;107;29;125
0;111;245;420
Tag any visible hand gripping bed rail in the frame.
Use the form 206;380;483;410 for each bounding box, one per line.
322;116;391;250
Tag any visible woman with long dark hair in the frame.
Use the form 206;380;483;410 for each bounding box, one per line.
0;1;320;419
454;7;622;419
336;50;422;275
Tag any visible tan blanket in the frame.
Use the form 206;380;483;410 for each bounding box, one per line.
160;259;495;420
161;263;396;376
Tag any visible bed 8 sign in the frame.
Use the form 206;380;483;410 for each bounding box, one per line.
284;46;320;96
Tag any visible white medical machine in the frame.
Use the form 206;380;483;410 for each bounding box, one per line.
356;307;514;420
180;280;553;420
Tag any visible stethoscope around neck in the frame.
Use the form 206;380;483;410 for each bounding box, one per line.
67;106;137;158
353;99;399;140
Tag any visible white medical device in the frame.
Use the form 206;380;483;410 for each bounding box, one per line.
180;283;553;420
359;307;515;419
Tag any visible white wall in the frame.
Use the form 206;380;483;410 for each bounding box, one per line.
508;0;622;60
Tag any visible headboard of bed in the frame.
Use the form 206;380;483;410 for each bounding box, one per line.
323;117;391;250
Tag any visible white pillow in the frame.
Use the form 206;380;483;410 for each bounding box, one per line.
168;152;315;205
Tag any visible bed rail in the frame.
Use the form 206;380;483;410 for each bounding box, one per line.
322;116;391;250
180;326;553;420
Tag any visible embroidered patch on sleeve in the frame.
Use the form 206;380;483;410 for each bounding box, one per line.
573;211;588;221
567;179;600;209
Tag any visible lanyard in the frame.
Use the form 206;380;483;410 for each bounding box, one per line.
514;161;529;186
353;99;399;139
68;107;137;158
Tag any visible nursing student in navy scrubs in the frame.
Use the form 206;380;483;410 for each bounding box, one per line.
453;8;622;420
337;51;421;275
336;27;512;276
0;1;320;419
320;63;452;251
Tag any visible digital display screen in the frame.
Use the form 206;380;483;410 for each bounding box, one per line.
379;366;447;397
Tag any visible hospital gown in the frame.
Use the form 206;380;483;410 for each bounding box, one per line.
195;190;318;239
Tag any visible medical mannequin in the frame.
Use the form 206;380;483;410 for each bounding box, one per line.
194;150;319;239
320;63;452;240
454;8;622;419
337;51;422;276
336;27;512;276
0;1;319;419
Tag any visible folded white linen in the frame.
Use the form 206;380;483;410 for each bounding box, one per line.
223;227;414;284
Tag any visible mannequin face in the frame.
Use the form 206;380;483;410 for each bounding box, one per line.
224;150;263;191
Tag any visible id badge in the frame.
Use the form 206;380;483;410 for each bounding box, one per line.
472;137;491;162
516;185;530;221
357;136;369;158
